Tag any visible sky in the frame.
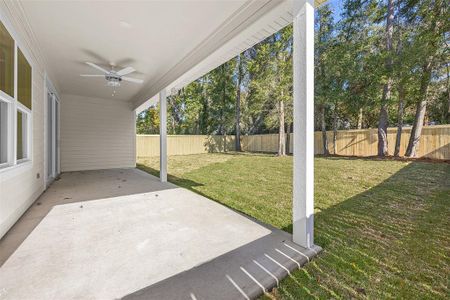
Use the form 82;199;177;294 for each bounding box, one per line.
325;0;344;21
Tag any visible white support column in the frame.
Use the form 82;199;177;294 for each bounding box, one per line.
292;0;315;248
159;89;167;183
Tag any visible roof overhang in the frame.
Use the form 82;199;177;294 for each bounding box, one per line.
134;0;326;112
9;0;324;111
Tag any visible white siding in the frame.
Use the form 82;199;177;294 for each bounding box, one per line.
0;3;47;238
60;94;135;172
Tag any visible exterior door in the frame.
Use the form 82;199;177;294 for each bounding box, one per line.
46;91;59;182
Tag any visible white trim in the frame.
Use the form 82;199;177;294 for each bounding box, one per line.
0;13;34;174
51;93;57;177
0;90;14;103
12;42;18;166
0;159;32;177
132;109;137;167
16;101;31;114
292;0;315;248
44;78;60;184
132;0;291;109
0;96;11;167
15;107;31;161
0;162;10;169
56;96;60;175
1;1;49;82
159;90;167;183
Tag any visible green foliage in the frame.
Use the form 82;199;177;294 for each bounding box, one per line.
208;61;236;134
136;106;159;134
138;0;449;135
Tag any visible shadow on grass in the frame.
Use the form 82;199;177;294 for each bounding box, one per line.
138;157;450;299
278;161;449;299
137;162;271;223
137;163;204;189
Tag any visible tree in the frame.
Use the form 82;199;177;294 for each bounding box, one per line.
209;61;236;137
235;53;244;151
315;4;335;155
136;106;159;134
405;0;448;157
136;0;449;159
377;0;395;156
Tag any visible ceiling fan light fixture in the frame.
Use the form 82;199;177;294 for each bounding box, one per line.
107;81;120;87
81;62;142;93
105;74;121;87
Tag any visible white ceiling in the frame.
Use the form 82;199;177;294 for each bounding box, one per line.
20;0;247;102
20;0;323;109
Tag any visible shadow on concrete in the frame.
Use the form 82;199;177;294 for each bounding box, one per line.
123;223;321;300
139;156;449;298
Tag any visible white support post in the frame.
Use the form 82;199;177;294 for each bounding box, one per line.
159;89;167;183
293;0;315;248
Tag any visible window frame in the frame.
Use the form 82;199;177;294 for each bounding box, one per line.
16;104;31;164
0;17;33;173
0;97;12;168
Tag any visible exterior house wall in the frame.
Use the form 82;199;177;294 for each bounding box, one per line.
60;94;136;172
0;4;48;238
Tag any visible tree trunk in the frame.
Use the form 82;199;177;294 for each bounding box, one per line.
278;99;286;156
394;82;405;157
405;62;432;157
332;105;338;154
219;65;226;137
320;105;329;155
446;58;450;123
377;0;395;157
286;122;292;155
357;108;363;129
378;87;390;156
235;54;242;151
199;79;209;134
224;132;228;153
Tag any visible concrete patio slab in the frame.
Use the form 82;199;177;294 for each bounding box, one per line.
0;168;320;300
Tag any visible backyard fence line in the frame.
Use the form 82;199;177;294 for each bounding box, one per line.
136;134;236;157
136;125;450;160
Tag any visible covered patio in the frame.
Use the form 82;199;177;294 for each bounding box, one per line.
0;0;321;298
0;169;320;299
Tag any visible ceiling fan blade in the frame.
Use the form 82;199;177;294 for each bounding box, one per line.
116;66;135;76
80;74;105;77
122;76;143;84
86;62;109;74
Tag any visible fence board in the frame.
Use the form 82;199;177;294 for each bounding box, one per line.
136;135;235;157
136;125;450;160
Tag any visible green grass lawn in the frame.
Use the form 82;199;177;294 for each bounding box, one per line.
137;153;450;299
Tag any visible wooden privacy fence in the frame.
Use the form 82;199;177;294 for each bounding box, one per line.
314;125;449;160
136;135;235;157
136;125;450;160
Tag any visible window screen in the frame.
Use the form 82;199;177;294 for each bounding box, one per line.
17;110;28;160
0;21;14;97
18;48;32;109
0;101;8;163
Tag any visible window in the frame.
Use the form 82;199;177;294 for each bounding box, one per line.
0;101;8;164
0;20;14;98
0;19;32;170
16;110;28;161
16;48;31;162
18;48;31;109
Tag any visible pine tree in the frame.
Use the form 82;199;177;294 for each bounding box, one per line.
315;4;335;155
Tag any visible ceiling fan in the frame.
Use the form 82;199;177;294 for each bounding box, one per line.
80;62;143;95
